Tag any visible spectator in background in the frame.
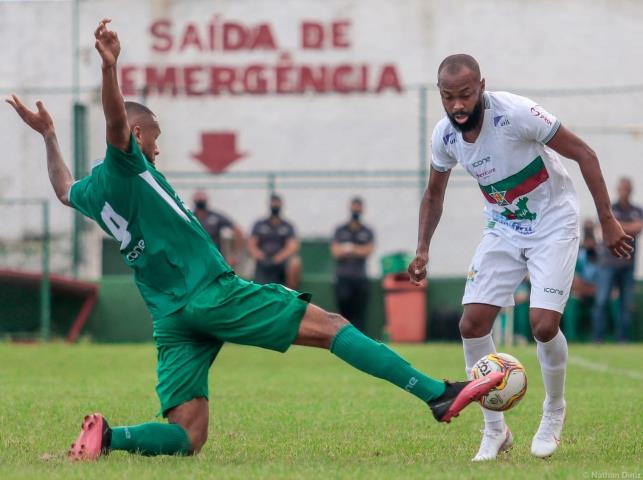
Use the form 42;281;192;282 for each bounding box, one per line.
563;219;600;341
592;178;643;342
330;197;375;333
192;190;245;268
248;193;301;289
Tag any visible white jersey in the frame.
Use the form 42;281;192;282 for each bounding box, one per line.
431;91;579;246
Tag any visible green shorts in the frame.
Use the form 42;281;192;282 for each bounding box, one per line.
153;272;311;416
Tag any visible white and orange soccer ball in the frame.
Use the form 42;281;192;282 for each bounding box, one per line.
471;353;527;411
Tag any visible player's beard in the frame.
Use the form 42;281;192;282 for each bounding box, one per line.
446;94;484;133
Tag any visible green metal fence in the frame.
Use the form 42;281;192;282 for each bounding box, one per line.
0;198;51;340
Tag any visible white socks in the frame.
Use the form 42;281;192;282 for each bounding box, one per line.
462;333;505;429
536;329;568;412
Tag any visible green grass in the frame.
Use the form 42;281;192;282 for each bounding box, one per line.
0;342;641;479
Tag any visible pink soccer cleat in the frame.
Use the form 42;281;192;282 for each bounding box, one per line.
428;371;504;423
68;413;111;461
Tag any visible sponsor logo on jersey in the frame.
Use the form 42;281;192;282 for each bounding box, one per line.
489;211;536;235
126;239;146;262
472;156;491;168
530;106;553;127
476;168;496;179
544;287;564;295
442;132;456;145
473;156;495;178
493;115;510;127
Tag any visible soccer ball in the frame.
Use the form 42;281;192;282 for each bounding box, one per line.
471;353;527;411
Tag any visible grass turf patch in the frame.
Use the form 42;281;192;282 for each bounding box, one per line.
0;342;641;479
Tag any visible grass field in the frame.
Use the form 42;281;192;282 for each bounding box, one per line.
0;342;641;479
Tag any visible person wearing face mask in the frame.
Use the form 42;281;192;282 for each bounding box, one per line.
248;193;301;289
330;197;375;333
192;190;245;268
591;178;643;342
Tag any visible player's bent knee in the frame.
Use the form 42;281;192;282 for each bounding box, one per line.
459;315;486;338
531;321;559;342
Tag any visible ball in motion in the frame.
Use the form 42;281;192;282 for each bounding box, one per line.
471;353;527;411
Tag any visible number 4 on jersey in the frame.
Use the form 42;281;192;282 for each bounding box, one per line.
101;202;132;250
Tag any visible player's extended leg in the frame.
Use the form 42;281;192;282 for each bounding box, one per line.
460;303;513;461
529;308;567;458
294;303;503;423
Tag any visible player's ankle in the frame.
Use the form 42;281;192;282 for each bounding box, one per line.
485;419;506;433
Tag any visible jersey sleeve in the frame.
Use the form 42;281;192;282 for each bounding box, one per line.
510;96;561;144
430;125;457;172
68;175;94;219
103;133;148;177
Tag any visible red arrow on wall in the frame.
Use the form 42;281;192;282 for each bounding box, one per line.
192;131;246;173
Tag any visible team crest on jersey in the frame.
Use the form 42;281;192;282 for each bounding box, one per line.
488;186;509;206
493;115;510;127
442;132;456;145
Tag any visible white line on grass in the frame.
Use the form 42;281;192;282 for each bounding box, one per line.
568;355;643;381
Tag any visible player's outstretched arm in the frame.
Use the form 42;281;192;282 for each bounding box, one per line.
408;166;451;285
94;18;130;151
6;95;73;206
547;125;633;258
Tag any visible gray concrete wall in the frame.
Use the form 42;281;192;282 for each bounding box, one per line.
1;0;642;278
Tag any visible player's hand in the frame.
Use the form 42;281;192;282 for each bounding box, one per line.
94;18;120;68
408;254;428;286
5;94;54;137
601;217;634;258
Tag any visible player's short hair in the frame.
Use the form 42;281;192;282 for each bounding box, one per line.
351;196;363;205
270;193;282;202
124;101;156;124
437;54;481;81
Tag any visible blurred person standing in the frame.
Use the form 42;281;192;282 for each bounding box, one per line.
592;178;643;342
330;197;375;333
563;219;600;341
192;190;245;268
248;193;301;289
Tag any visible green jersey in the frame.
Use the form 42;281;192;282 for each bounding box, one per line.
69;134;231;318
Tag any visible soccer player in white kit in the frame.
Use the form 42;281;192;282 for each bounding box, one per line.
408;54;633;460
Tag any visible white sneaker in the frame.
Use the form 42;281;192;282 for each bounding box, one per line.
531;405;565;458
472;426;513;461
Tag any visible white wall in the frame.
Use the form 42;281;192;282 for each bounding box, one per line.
1;0;642;278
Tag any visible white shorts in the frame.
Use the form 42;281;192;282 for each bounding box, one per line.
462;233;580;313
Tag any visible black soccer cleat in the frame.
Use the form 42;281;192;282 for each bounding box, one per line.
428;371;504;423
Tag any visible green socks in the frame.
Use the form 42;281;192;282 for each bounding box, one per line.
330;324;446;402
110;423;192;456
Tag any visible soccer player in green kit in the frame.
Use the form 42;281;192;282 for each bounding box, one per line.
6;19;502;461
